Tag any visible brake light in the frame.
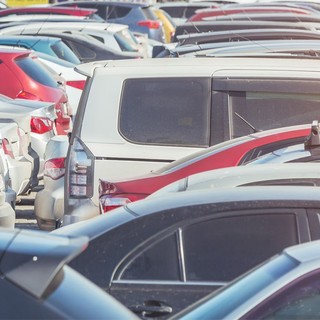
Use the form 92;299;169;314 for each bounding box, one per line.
100;195;132;213
66;80;86;90
2;139;14;159
16;90;40;101
137;20;161;29
69;138;94;198
44;157;65;180
31;117;54;134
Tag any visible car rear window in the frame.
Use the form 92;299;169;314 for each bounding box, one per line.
15;56;58;88
119;77;211;147
50;40;81;64
114;29;139;52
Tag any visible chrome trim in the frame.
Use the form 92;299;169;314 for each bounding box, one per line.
177;228;186;282
111;279;227;286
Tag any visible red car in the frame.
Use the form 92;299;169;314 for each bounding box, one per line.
99;123;312;212
0;48;71;135
0;6;99;18
188;5;314;21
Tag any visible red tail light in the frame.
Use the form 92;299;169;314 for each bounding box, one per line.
16;90;40;101
137;20;161;29
44;157;65;180
2;139;14;159
30;117;53;134
100;195;132;213
66;80;86;90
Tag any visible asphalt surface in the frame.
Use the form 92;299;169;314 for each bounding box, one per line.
15;186;41;231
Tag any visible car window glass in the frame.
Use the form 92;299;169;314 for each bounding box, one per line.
120;233;180;281
66;41;96;61
183;214;298;282
244;269;320;319
50;41;81;64
15;56;57;88
114;29;139;52
106;5;130;19
120;77;211;147
230;91;320;138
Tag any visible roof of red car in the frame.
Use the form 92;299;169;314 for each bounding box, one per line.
0;6;97;17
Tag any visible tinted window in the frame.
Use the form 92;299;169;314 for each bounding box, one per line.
15;56;57;88
50;41;81;64
245;269;320;319
183;214;298;282
65;41;96;61
230;91;320;138
120;78;211;147
106;5;131;19
121;233;180;281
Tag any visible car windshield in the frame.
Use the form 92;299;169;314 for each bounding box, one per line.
178;254;299;320
50;40;81;64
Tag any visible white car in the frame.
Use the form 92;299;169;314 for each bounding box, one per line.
0;95;57;182
0;21;145;57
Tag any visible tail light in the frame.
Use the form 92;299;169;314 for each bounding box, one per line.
16;90;40;101
69;137;94;198
100;195;132;213
98;180;144;213
2;139;14;159
31;117;54;134
137;20;161;29
66;80;86;90
44;157;65;180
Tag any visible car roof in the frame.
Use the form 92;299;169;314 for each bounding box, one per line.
74;56;320;77
53;1;150;9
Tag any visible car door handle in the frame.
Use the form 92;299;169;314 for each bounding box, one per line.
130;300;173;318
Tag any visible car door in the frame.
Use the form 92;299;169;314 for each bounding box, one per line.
109;208;310;318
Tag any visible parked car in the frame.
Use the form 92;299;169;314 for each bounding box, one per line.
155;1;217;25
63;57;320;222
98;123;312;214
175;239;320;319
0;189;15;228
54;186;320;318
0;227;138;319
152;8;176;43
0;35;81;64
176;28;320;46
0;6;100;19
53;1;166;43
148;163;320;200
2;24;143;63
187;5;316;21
0;48;71;135
172;20;316;43
0;94;57;179
0;21;145;58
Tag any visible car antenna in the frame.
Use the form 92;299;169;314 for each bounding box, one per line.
234;112;261;133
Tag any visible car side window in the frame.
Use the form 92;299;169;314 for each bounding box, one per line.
183;214;298;282
243;269;320;319
230;91;320;138
119;77;211;147
120;233;180;281
64;41;96;61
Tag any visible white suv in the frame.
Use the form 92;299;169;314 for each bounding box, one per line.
63;57;320;224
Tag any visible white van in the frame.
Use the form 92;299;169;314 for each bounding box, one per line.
64;57;320;223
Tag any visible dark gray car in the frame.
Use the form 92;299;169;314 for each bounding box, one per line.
54;186;320;318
